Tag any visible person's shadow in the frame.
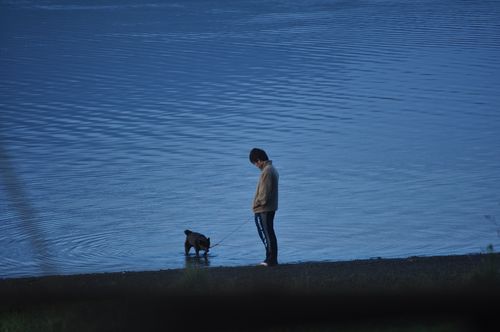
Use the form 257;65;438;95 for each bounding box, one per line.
184;254;210;268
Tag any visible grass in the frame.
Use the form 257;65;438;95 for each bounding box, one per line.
0;305;76;332
0;309;472;332
1;253;499;331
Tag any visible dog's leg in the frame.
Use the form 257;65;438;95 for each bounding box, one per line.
194;240;201;257
185;241;191;255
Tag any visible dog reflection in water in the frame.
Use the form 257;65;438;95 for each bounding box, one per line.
184;229;210;257
184;254;210;268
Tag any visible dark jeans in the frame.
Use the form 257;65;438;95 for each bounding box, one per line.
254;211;278;265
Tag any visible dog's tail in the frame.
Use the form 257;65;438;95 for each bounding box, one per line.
184;229;192;236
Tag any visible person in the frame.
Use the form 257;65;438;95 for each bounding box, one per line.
249;148;279;267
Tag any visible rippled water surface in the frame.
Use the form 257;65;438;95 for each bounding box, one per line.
1;0;500;278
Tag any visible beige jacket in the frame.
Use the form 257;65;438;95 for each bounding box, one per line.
253;160;279;213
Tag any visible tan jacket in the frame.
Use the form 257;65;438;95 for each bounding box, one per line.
253;160;279;213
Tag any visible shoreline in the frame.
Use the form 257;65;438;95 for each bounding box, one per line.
2;252;500;295
1;252;500;331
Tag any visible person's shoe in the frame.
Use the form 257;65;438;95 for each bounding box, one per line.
259;262;268;267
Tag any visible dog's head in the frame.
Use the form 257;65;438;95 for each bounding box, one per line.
200;237;211;252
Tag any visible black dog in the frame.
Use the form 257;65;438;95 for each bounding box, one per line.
184;230;210;257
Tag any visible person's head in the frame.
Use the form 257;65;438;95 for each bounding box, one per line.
249;148;269;168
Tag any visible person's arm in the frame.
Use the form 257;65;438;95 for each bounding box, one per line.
254;169;272;209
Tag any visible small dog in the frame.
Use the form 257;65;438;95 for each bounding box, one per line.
184;230;210;257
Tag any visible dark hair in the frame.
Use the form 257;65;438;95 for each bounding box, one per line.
249;148;269;163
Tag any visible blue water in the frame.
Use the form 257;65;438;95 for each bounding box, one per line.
1;0;500;278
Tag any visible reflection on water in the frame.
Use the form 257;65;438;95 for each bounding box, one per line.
1;0;500;278
185;255;210;269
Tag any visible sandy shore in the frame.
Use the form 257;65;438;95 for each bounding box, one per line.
1;253;500;331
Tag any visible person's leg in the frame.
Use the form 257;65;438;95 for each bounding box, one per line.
255;213;272;263
254;213;268;248
260;211;278;265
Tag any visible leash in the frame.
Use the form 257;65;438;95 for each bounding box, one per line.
210;218;252;248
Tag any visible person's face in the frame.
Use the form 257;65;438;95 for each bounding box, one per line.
253;160;265;169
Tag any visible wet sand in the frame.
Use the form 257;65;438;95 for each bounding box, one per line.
1;253;500;331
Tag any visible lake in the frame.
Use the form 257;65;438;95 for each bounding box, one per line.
1;0;500;278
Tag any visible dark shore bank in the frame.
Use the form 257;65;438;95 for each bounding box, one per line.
1;253;500;331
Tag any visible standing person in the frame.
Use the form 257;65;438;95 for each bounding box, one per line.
249;148;279;267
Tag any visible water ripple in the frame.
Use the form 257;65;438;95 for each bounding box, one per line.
2;0;500;277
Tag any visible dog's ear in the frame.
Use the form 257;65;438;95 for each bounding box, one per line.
207;237;210;243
